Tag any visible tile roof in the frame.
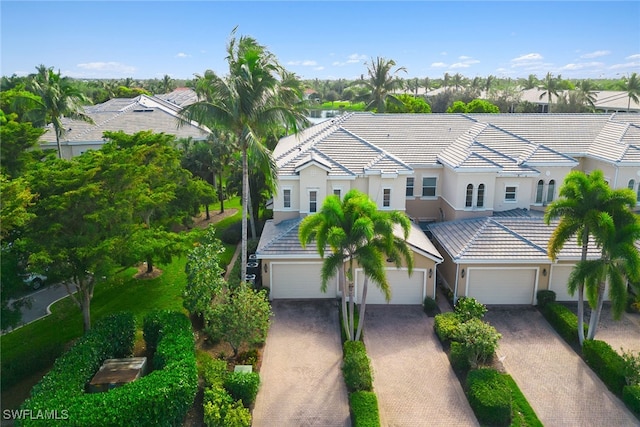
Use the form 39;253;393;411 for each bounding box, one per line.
257;218;443;262
428;215;602;263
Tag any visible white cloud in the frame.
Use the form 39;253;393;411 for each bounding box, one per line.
76;61;136;74
511;53;543;62
580;50;610;59
440;51;447;56
287;60;318;66
450;62;471;69
332;54;367;67
175;52;190;58
626;53;640;60
458;55;472;60
431;62;447;68
609;61;640;70
560;62;604;71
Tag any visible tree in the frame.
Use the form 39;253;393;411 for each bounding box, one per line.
575;79;598;111
625;72;640;112
206;282;272;357
538;72;560;113
179;29;308;283
422;77;432;94
465;99;500;113
161;74;174;94
521;74;538;90
447;101;467;113
451;73;465;91
385;93;431;113
569;203;639;340
0;110;46;178
27;65;94;159
544;170;634;346
352;57;407;113
299;189;413;341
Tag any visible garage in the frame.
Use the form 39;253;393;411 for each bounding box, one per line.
355;268;426;305
550;265;577;301
466;268;537;305
270;262;338;299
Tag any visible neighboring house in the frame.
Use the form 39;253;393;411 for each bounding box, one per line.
257;112;640;305
39;91;208;158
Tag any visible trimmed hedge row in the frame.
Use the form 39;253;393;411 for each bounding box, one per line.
503;374;543;427
623;385;640;416
582;339;627;395
342;340;373;393
541;302;586;346
434;311;462;342
349;391;380;427
466;368;512;426
19;311;197;427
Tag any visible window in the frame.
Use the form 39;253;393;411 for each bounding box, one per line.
309;191;317;213
383;188;391;207
631;180;640;203
406;177;414;197
333;188;341;198
283;189;291;208
422;177;437;197
546;180;555;203
505;186;517;201
535;180;544;204
465;184;473;208
477;184;485;207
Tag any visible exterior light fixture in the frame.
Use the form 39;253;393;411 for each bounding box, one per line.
428;268;433;278
542;268;547;277
461;269;465;278
264;264;268;273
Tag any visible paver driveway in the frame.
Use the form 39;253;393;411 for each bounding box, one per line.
363;305;479;427
485;307;639;427
252;300;350;426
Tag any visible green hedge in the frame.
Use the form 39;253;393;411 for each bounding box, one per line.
19;311;197;427
503;374;543;427
449;341;471;372
582;339;627;395
349;391;380;427
536;290;556;308
342;341;373;392
623;385;640;416
541;303;586;346
224;371;260;407
434;312;461;343
466;368;512;426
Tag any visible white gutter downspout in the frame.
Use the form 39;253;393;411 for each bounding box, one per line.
453;263;460;305
433;258;443;300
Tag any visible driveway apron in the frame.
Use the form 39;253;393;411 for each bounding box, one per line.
252;300;350;427
485;307;639;427
363;305;479;427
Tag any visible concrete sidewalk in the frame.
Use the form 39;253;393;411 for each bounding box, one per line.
485;307;639;427
252;300;350;426
363;305;479;427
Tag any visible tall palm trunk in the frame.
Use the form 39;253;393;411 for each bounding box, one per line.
241;147;248;283
55;130;63;159
355;277;369;341
348;259;355;340
247;183;257;239
587;281;606;340
340;266;349;339
218;170;225;213
577;228;589;346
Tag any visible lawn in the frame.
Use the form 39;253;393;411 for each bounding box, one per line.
0;197;244;411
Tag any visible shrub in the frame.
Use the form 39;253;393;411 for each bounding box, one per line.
536;290;556;308
20;311;196;427
454;318;502;367
200;355;230;389
541;302;586;345
466;368;512;426
203;386;251;427
221;221;242;244
623;385;640;416
454;296;487;322
349;391;381;427
224;371;261;407
582;339;626;395
236;349;259;371
342;341;373;392
434;312;461;342
503;374;543;427
621;349;640;386
423;296;439;317
449;341;471;372
184;228;226;317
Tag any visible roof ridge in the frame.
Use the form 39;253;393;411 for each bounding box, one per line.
340;126;413;171
260;219;302;252
490;218;548;254
455;217;490;259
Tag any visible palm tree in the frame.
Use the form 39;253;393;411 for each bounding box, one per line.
625;72;640;112
299;189;413;341
522;74;538;90
161;74;174;94
179;29;308;282
570;206;640;340
443;73;451;91
538;72;560;113
27;66;93;159
422;77;432;95
452;73;465;91
352;57;407;113
484;75;496;93
576;79;598;111
545;170;635;346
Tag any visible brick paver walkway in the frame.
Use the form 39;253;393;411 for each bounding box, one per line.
364;305;479;427
252;300;350;426
485;307;638;427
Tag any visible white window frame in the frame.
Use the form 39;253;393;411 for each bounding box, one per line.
477;183;485;208
406;177;415;198
332;186;343;199
535;180;544;204
465;184;473;208
308;189;318;213
282;187;292;209
421;177;437;199
382;188;392;208
504;185;518;202
546;180;555;204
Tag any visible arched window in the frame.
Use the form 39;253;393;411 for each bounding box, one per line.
628;179;636;190
535;180;544;204
546;180;555;203
477;184;485;208
465;184;473;207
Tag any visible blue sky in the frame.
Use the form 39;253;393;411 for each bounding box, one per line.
1;1;639;81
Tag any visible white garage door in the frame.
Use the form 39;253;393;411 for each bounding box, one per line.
466;268;536;305
356;268;425;305
271;263;337;299
550;265;577;301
